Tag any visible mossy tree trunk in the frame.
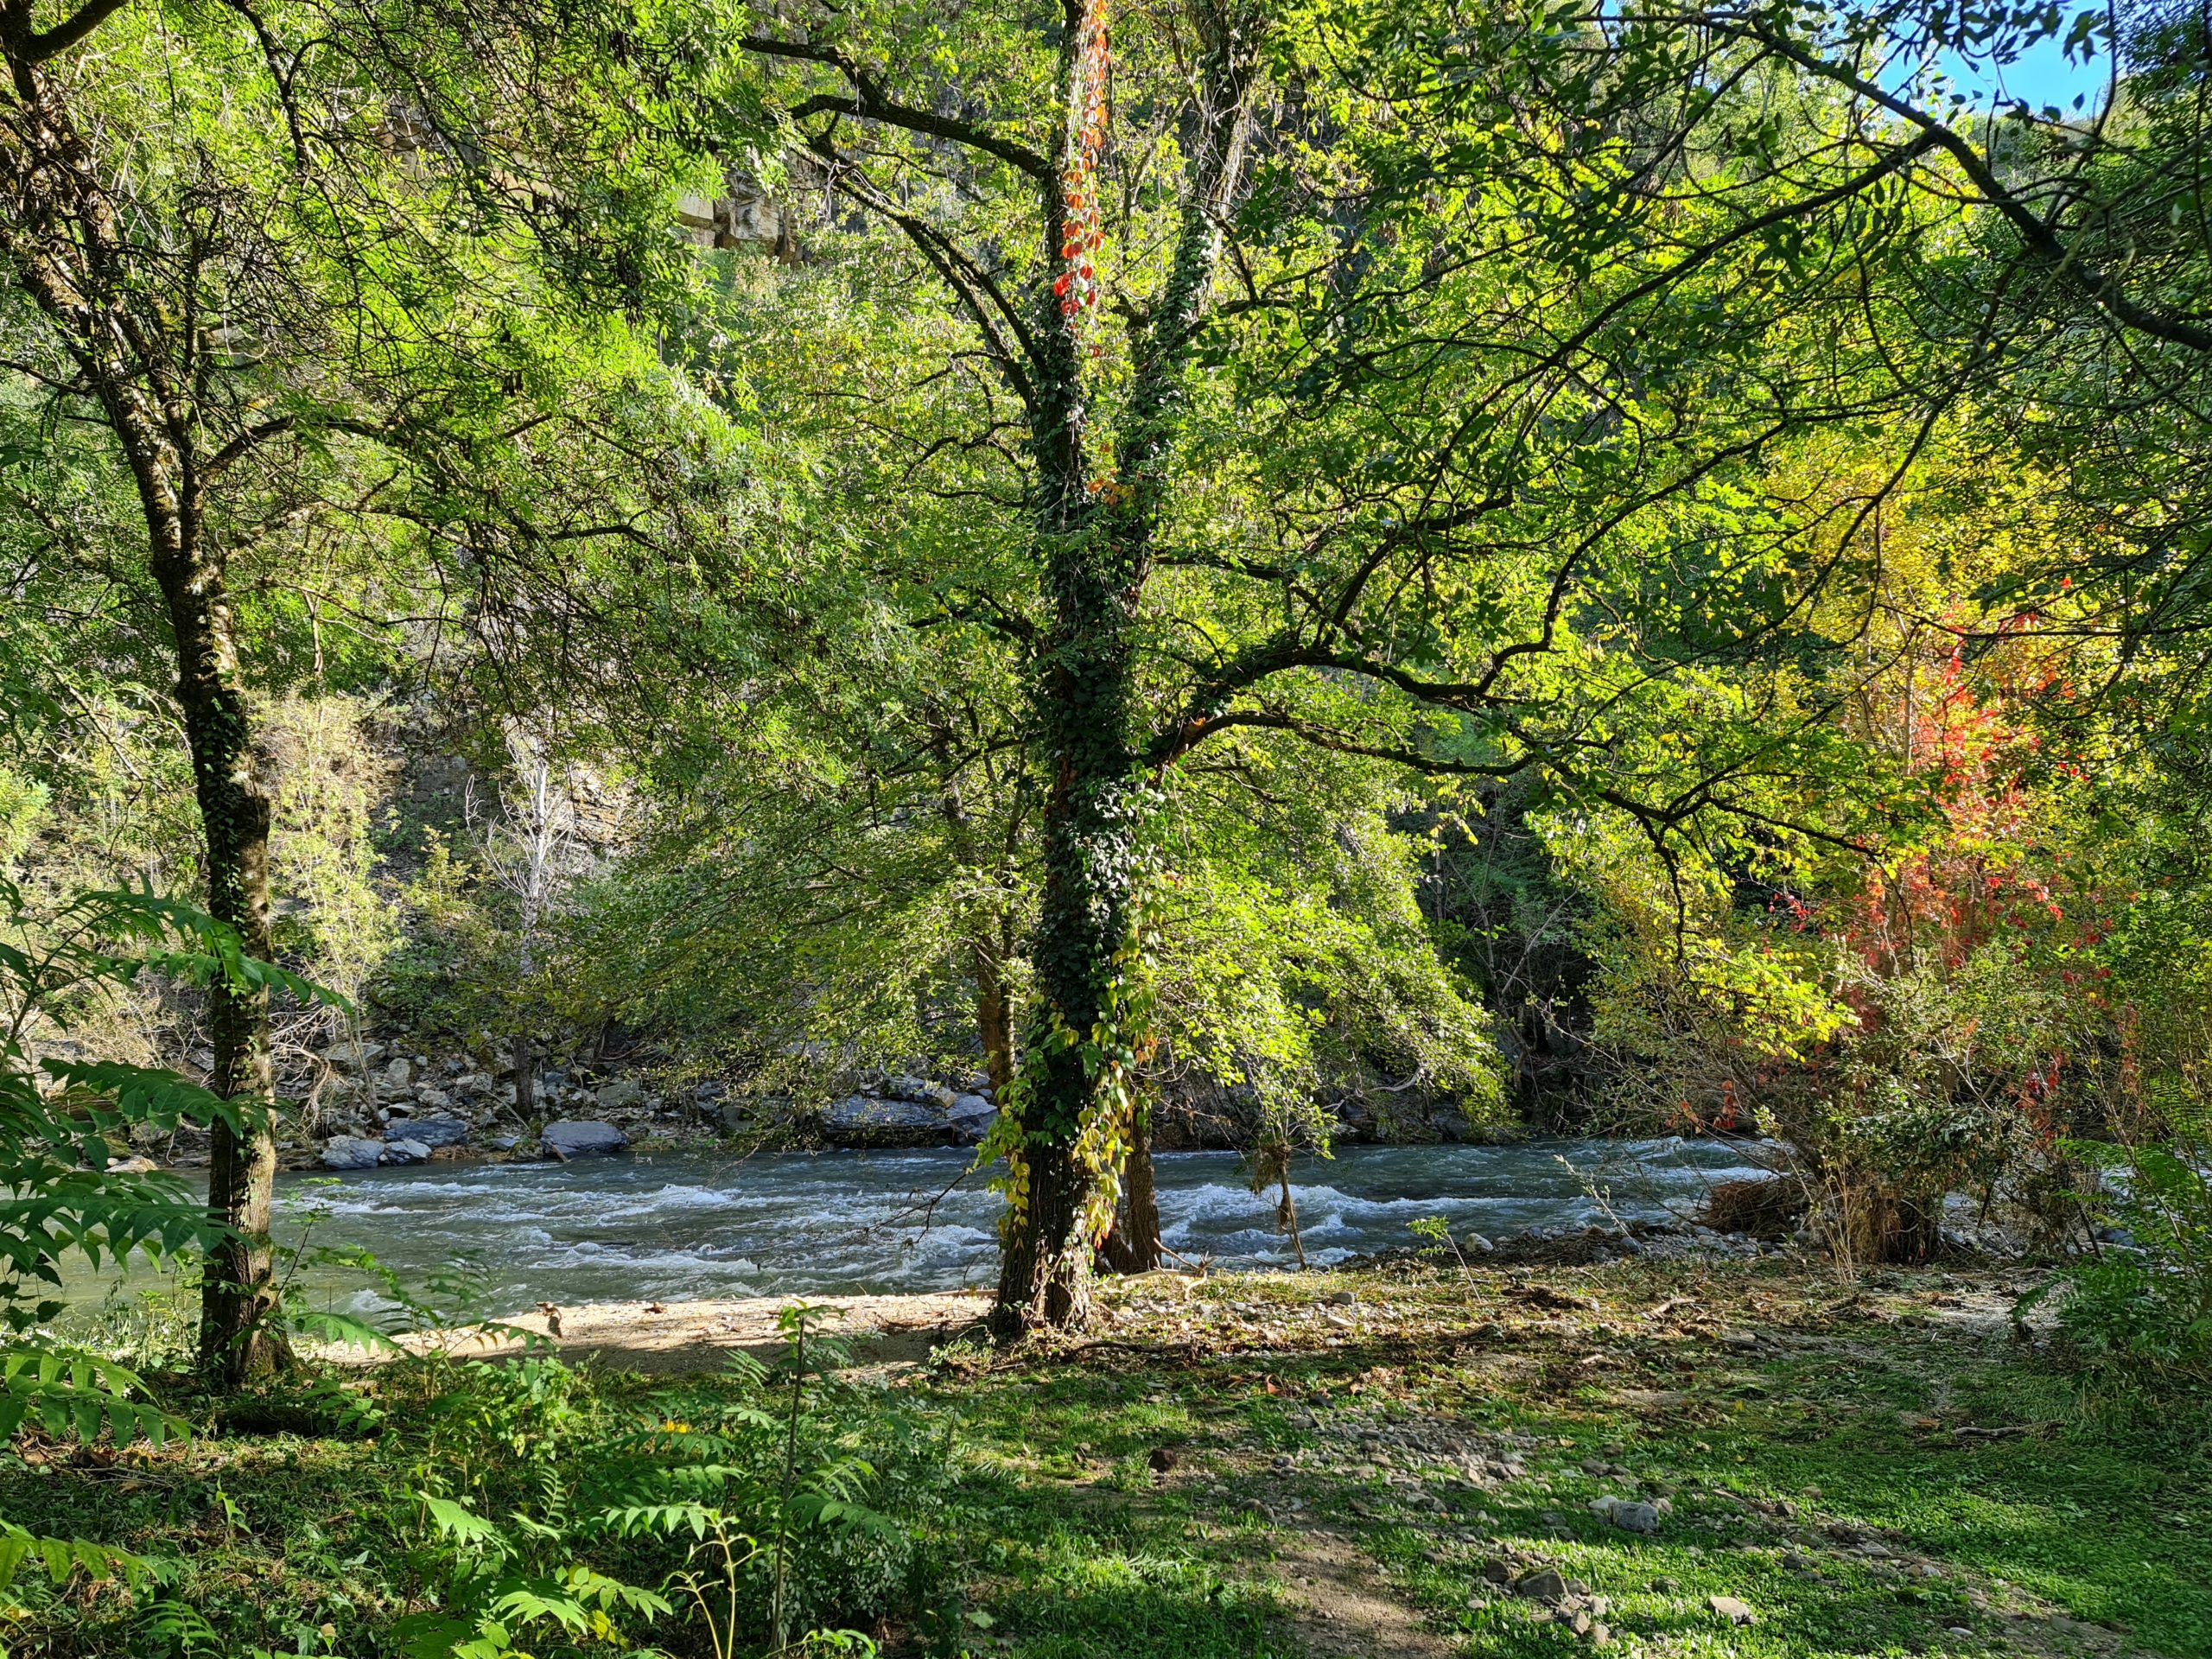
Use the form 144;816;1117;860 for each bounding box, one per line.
1;12;293;1384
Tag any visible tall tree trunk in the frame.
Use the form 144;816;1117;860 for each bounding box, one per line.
973;940;1014;1094
3;22;291;1386
990;1;1255;1338
156;546;289;1384
989;509;1140;1333
513;1028;537;1121
931;733;1019;1095
512;931;537;1121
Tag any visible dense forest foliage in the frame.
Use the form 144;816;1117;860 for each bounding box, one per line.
3;0;2211;1653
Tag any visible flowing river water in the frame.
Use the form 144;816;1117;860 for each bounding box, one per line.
208;1136;1772;1319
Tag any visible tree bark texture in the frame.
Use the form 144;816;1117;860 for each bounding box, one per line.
1122;1109;1163;1272
165;571;288;1383
513;1029;537;1122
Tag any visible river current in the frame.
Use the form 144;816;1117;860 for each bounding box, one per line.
245;1137;1770;1316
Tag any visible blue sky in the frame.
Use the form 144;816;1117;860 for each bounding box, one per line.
1928;32;2115;112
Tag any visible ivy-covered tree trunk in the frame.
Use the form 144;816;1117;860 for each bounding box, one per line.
990;3;1253;1337
989;257;1137;1325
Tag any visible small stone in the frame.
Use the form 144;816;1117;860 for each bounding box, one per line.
1462;1232;1495;1254
1587;1622;1611;1647
1651;1576;1680;1593
1147;1446;1179;1473
1516;1567;1567;1604
383;1138;432;1164
1720;1330;1759;1351
1483;1559;1513;1586
1708;1594;1756;1626
1566;1579;1592;1598
1591;1496;1662;1535
1326;1289;1358;1306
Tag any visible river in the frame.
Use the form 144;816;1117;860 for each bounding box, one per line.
213;1136;1770;1318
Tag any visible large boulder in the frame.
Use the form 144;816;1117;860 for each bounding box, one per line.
821;1094;957;1147
321;1135;385;1171
383;1137;433;1165
542;1118;630;1159
390;1116;471;1149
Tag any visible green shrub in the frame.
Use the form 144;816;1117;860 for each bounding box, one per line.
2032;1136;2212;1375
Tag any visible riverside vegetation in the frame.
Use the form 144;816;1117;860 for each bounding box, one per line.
4;1256;2209;1658
6;0;2212;1655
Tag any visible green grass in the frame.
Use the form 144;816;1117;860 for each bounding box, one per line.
3;1262;2206;1658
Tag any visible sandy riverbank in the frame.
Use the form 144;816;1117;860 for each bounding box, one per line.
336;1286;1000;1372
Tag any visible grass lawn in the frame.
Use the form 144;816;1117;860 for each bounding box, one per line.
3;1258;2205;1658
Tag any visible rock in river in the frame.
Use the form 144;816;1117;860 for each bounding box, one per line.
321;1135;385;1170
384;1137;433;1165
388;1116;471;1149
821;1094;958;1147
541;1119;630;1160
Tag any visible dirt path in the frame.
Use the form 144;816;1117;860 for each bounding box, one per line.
1267;1524;1461;1659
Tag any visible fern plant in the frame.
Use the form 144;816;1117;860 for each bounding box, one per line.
588;1303;906;1657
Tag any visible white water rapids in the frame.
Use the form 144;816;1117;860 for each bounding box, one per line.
253;1137;1772;1317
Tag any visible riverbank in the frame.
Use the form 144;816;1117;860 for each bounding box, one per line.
12;1256;2206;1658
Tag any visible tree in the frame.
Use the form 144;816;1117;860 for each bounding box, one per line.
0;0;340;1378
0;0;753;1380
709;0;1927;1336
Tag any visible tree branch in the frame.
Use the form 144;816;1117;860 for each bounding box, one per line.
746;35;1052;181
1711;15;2212;353
11;0;129;62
